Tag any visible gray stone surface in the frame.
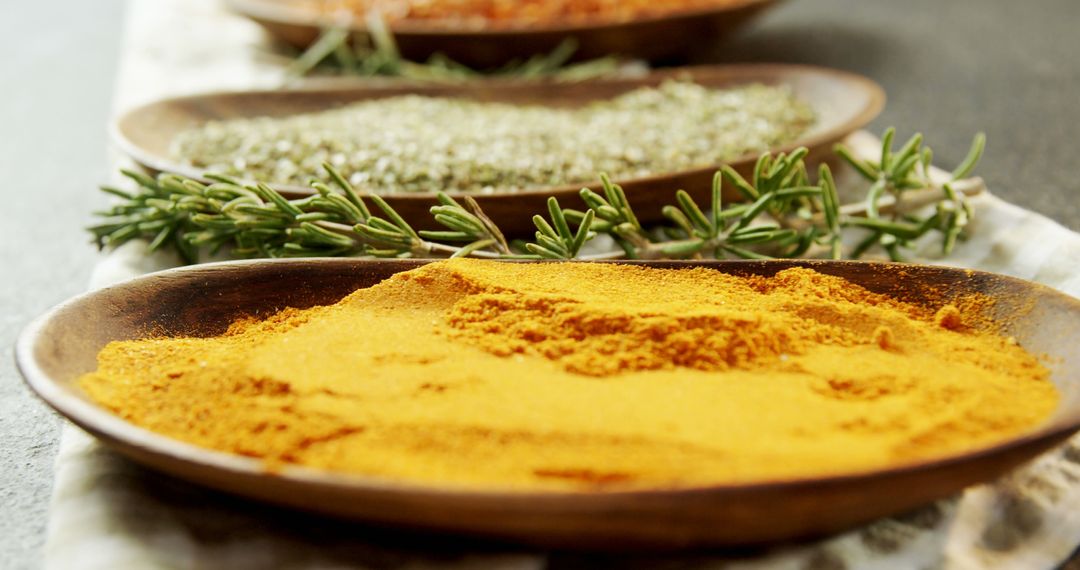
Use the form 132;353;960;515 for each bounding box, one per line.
0;0;1077;568
715;0;1080;230
0;1;124;569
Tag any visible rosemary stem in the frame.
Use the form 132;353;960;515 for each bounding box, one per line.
838;177;984;218
422;241;502;259
314;220;362;237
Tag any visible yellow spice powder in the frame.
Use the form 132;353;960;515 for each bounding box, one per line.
79;260;1058;491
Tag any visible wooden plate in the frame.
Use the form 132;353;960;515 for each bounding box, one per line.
226;0;779;67
17;259;1080;549
112;64;884;235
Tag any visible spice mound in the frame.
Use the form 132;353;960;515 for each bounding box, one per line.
171;82;814;193
80;261;1058;491
304;0;750;28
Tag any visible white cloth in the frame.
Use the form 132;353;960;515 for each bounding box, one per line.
43;1;1080;568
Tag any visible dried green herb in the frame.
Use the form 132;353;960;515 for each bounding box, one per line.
171;82;815;194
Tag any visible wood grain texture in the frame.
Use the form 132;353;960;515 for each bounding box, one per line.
112;64;884;235
16;259;1080;549
224;0;779;67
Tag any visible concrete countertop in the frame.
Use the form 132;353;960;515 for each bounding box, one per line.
2;0;1077;567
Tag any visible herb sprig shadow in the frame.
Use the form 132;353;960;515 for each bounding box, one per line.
91;129;985;264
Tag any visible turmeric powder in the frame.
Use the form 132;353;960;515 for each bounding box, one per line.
79;260;1059;490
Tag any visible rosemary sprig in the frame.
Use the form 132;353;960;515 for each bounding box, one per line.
91;129;985;263
564;153;824;261
527;198;595;259
287;14;620;82
835;128;986;260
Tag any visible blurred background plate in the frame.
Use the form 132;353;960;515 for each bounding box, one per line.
113;64;884;235
226;0;780;67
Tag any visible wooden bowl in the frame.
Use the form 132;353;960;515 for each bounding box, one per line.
16;259;1080;549
225;0;780;67
112;64;884;235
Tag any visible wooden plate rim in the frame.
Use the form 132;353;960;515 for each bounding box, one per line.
17;257;1080;503
224;0;778;37
109;63;885;201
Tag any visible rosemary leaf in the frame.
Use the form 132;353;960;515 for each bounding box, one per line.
452;239;497;258
951;132;987;181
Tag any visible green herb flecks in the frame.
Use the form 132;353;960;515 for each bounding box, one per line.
171;81;815;195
